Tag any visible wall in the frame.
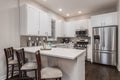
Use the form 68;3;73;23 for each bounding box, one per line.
0;0;20;79
118;0;120;71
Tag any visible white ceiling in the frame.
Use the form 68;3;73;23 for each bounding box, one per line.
35;0;117;18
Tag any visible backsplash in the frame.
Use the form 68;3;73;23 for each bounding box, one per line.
20;36;91;47
20;36;47;47
20;36;74;47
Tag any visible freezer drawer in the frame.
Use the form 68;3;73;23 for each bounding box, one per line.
93;50;117;66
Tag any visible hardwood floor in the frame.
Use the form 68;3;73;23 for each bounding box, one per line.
86;62;120;80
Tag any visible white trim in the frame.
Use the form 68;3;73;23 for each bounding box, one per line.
0;75;6;80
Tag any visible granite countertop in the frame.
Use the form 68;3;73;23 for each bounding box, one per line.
20;46;86;60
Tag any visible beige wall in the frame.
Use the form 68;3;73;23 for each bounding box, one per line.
0;0;20;79
118;0;120;71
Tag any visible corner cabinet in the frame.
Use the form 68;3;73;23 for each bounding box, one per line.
20;4;51;36
91;12;118;27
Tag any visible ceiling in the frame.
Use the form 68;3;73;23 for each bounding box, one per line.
35;0;118;18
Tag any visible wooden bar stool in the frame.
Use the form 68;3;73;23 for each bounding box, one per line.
15;48;37;80
35;50;63;80
4;47;18;80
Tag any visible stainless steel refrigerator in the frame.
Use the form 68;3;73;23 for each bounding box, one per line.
93;26;118;66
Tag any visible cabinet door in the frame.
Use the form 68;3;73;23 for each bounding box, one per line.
39;11;51;36
45;14;51;36
91;12;118;27
64;22;75;37
103;12;118;26
27;6;40;35
20;4;40;35
102;13;113;26
75;19;89;30
56;20;62;37
91;15;103;27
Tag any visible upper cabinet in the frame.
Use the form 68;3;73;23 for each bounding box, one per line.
64;21;76;37
75;19;90;30
56;20;65;37
20;4;51;36
64;19;90;37
91;12;118;27
39;10;51;36
20;4;40;35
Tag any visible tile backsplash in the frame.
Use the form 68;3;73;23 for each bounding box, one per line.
20;36;47;47
20;36;91;47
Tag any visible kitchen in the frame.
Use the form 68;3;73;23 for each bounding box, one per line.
0;0;120;80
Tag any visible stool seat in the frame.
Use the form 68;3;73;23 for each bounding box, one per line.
8;60;18;65
41;67;63;79
21;62;37;70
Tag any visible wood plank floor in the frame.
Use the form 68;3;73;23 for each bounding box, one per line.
86;62;120;80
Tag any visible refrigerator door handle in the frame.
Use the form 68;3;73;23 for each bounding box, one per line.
102;28;104;49
103;28;105;47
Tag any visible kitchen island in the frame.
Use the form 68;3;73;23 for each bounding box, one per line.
23;46;86;80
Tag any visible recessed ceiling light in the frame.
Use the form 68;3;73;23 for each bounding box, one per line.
43;0;47;2
66;14;70;17
59;8;62;12
78;11;82;14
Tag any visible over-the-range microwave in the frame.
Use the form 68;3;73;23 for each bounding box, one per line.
75;29;88;37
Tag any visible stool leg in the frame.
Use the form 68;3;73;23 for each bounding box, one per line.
35;70;37;80
6;65;9;79
11;65;14;78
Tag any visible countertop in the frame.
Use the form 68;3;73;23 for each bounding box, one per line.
20;46;86;60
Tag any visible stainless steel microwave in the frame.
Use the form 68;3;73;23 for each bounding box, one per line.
76;29;88;37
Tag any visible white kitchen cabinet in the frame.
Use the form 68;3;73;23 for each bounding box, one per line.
64;21;76;37
75;19;89;30
56;20;65;37
56;20;62;37
39;10;51;36
20;4;40;35
64;19;90;37
91;12;118;27
20;4;52;36
103;12;118;26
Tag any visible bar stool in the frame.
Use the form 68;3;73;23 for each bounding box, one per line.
15;48;37;80
4;47;18;79
35;50;63;80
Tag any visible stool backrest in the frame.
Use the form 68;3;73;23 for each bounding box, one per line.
4;47;14;64
15;48;26;68
35;50;42;80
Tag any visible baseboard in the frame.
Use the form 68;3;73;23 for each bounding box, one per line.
0;75;6;80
